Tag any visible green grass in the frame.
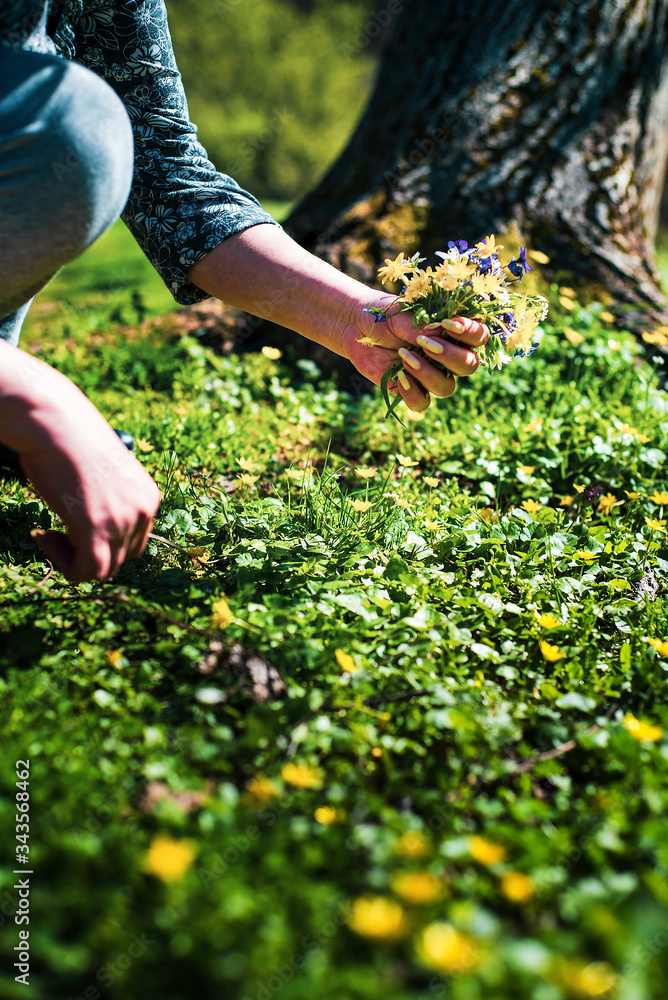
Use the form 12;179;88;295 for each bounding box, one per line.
2;278;668;999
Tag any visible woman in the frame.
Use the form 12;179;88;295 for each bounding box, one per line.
0;0;488;581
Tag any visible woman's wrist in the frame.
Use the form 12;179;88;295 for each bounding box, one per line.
186;224;385;359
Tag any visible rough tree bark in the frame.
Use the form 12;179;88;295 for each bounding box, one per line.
193;0;668;374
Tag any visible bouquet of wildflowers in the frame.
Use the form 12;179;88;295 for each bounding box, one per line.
362;236;549;421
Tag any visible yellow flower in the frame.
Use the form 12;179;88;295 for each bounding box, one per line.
142;836;197;883
402;271;433;301
391;871;445;904
520;499;542;513
501;871;535;902
530;249;550;265
559;286;577;299
470;836;506;865
394;831;431;857
637;433;652;443
106;650;124;669
525;418;542;434
335;648;358;673
560;495;575;506
599;310;616;324
540;640;564;662
285;467;314;483
623;714;663;742
505;296;542;353
562;961;618;996
211;597;233;629
356;335;383;347
423;476;440;488
573;484;586;494
475;234;504;256
650;491;668;505
559;296;576;311
416;922;479;973
518;465;536;475
244;776;279;806
355;466;378;479
598;492;620;514
564;328;585;346
645;517;666;532
350;498;373;512
478;507;498;524
395;454;419;468
236;473;259;486
424;519;441;531
261;346;283;360
237;457;260;471
348;896;408;942
471;273;504;298
624;490;641;499
378;252;415;286
642;327;668;346
314;806;339;825
135;438;154;453
574;550;598;561
448;258;477;283
395;497;412;512
281;762;324;789
536;613;561;629
648;637;668;657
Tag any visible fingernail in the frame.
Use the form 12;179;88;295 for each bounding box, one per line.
441;319;465;334
416;334;445;354
398;347;421;370
423;322;442;330
397;371;411;390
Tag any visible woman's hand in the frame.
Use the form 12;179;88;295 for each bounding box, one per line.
0;342;160;582
341;293;490;411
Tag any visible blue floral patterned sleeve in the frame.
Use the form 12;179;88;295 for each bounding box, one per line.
63;0;282;304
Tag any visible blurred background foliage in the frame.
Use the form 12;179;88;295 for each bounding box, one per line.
166;0;378;203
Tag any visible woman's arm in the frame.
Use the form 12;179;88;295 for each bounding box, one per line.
187;224;489;411
0;341;160;581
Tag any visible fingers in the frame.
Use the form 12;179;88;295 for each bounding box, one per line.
437;316;490;347
394;370;432;412
397;344;463;395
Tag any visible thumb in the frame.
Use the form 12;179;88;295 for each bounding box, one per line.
33;529;77;577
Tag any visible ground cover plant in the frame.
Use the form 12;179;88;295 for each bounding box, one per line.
1;268;668;999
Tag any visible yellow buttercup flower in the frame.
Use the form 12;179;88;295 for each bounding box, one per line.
395;498;412;512
624;490;641;500
623;714;663;742
348;896;408;942
314;806;339;825
378;252;415;286
356;335;383;347
261;346;283;360
573;550;597;561
424;519;442;530
599;310;616;324
391;871;445;904
335;648;358;673
135;438;154;453
573;484;586;493
475;234;504;256
470;836;506;865
394;831;431;858
536;613;561;629
423;476;440;488
598;492;620;514
642;327;668;346
244;776;279;806
281;762;324;789
142;836;198;883
559;495;575;506
501;871;534;902
355;466;378;479
520;499;542;513
396;454;419;468
350;498;373;512
648;637;668;657
539;640;564;662
106;650;124;669
211;597;233;629
416;922;479;973
236;473;260;486
402;272;433;301
236;457;260;471
645;517;666;532
518;465;536;475
649;491;668;505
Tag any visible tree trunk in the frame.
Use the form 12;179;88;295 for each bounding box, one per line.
280;0;668;342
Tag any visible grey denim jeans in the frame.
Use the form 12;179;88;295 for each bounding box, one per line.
0;44;134;346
